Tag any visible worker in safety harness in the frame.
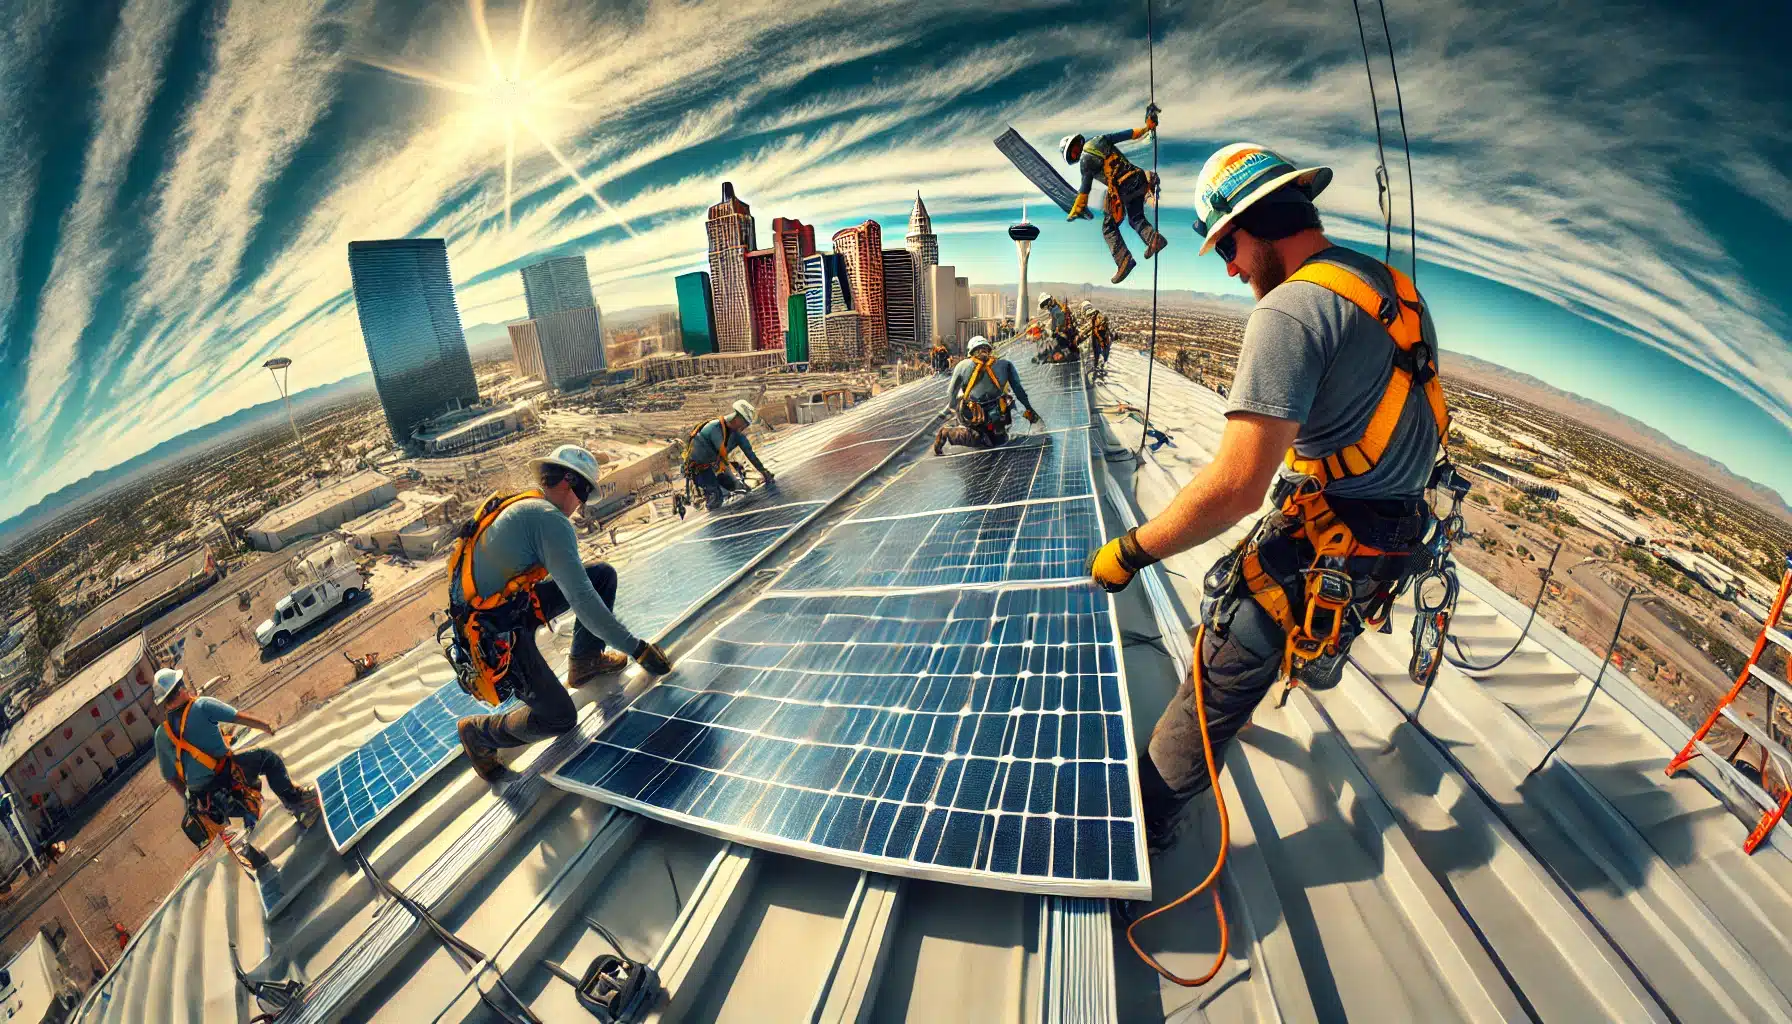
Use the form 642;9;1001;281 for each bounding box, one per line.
451;445;674;780
934;336;1040;454
153;668;319;873
1081;300;1113;367
683;399;774;512
1061;104;1167;284
1086;143;1451;851
1033;294;1080;364
930;340;953;373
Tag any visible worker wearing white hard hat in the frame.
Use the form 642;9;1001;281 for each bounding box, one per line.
453;443;673;781
153;667;323;864
1059;103;1167;284
1087;141;1449;854
681;400;775;513
935;336;1040;455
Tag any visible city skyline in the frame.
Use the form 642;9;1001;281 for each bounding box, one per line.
0;0;1788;521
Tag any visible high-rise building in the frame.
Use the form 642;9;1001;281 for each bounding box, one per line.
771;218;816;336
803;252;852;336
744;248;783;352
1009;208;1040;330
705;182;757;353
507;320;545;381
785;294;808;364
675;271;716;355
970;290;1006;320
927;263;958;348
832;221;885;363
881;248;917;355
535;306;605;387
519;254;596;319
905;193;939;342
818;309;863;369
347;238;479;447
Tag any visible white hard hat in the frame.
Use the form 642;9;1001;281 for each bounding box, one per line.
1080;300;1093;310
967;336;992;355
1058;134;1085;165
1192;143;1332;257
1038;293;1052;308
730;399;758;426
530;444;600;490
152;667;185;704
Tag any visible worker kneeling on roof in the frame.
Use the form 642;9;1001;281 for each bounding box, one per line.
451;445;673;781
934;336;1041;455
684;399;774;512
1086;144;1451;852
154;668;319;874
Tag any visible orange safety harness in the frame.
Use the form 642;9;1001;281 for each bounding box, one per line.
682;418;732;475
165;702;262;844
1086;136;1153;222
958;356;1013;427
442;491;550;706
1229;257;1451;687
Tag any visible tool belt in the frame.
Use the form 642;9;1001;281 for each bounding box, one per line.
442;491;550;706
959;359;1013;428
180;758;263;847
1204;479;1431;685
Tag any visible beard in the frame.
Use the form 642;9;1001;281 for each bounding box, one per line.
1245;244;1289;300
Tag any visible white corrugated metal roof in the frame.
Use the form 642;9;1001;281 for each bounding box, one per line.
71;353;1792;1023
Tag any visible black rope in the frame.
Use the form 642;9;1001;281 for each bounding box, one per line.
1137;0;1162;452
1529;586;1638;776
1376;0;1419;282
1348;0;1393;263
1444;542;1561;671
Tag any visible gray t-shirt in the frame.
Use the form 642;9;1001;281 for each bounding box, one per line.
1226;246;1441;500
452;498;641;653
155;696;238;791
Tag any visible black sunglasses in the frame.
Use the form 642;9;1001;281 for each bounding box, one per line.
568;473;593;503
1214;230;1239;264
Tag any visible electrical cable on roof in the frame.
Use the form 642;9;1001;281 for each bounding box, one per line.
1443;542;1559;672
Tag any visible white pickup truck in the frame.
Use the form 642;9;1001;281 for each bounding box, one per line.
256;542;367;651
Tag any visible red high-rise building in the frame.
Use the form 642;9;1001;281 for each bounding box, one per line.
705;183;757;353
744;249;783;352
832;220;886;363
771;218;816;337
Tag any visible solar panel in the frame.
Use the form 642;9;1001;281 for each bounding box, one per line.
318;685;520;851
314;377;950;853
546;362;1151;897
549;585;1145;896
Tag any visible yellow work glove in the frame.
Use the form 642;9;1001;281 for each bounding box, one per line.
1023;409;1040;424
1086;528;1161;593
633;640;673;676
1067;193;1090;221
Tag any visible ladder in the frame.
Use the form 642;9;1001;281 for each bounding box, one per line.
1666;553;1792;852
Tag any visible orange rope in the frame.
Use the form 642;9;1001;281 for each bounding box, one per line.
1126;624;1231;986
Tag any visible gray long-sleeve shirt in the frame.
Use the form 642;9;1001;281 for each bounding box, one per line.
1076;130;1140;195
454;498;641;652
947;357;1034;414
687;418;766;473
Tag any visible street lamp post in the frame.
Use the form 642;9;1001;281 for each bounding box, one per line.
263;357;302;449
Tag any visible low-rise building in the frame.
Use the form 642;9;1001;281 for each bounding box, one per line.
340;492;457;559
410;401;538;456
247;471;398;551
58;549;219;674
0;634;158;846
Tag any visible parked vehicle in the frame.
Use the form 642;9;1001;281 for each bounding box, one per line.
255;542;366;651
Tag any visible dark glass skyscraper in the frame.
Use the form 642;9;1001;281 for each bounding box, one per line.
520;254;597;319
675;271;717;355
347;238;478;447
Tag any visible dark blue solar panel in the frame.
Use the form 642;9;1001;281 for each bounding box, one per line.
854;433;1091;518
549;585;1144;895
318;686;520;852
775;497;1100;591
690;502;823;541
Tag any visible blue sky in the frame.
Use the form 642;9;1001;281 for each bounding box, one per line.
1;0;1788;524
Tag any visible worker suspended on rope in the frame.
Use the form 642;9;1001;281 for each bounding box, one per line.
153;668;320;875
1061;103;1167;284
446;446;673;781
1086;142;1455;851
1033;294;1081;364
682;400;775;512
934;336;1041;454
1081;300;1114;367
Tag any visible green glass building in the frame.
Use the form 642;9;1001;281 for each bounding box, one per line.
675;271;717;355
785;294;808;364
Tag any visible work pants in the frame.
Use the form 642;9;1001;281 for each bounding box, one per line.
462;562;620;749
1136;552;1359;835
693;467;749;511
935;419;1008;452
1102;174;1161;269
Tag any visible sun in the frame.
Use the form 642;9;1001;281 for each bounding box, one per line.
359;0;637;239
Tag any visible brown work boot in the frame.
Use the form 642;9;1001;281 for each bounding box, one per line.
933;429;947;456
457;718;506;782
1111;254;1136;284
1143;233;1168;260
568;649;630;688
